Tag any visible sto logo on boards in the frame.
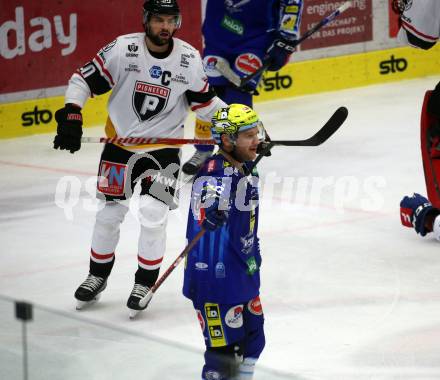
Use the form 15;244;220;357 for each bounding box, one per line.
21;106;53;127
379;55;408;75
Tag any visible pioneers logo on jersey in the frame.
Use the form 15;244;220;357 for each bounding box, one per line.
149;65;162;79
235;53;262;75
132;81;170;122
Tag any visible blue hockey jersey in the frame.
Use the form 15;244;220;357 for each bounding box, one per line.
183;153;261;304
203;0;303;51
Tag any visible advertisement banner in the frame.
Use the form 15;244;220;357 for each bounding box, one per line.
300;0;373;50
0;1;202;95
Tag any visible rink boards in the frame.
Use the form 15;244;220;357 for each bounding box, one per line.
1;44;440;140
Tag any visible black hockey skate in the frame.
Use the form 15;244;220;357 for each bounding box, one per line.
75;274;107;310
127;283;152;319
182;150;212;175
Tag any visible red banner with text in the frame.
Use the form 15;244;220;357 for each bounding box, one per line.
0;1;202;95
300;0;373;50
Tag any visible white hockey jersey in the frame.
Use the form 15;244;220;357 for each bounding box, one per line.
65;33;226;150
398;0;440;49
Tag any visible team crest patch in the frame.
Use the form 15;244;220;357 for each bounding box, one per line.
247;296;263;316
225;305;243;328
97;160;127;196
132;81;170;122
235;53;262;75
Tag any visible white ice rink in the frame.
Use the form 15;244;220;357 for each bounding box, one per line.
2;76;440;379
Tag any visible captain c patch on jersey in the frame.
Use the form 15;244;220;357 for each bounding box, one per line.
132;81;170;122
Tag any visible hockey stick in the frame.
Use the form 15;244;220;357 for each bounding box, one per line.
129;228;206;319
249;106;348;169
82;107;348;148
216;1;353;89
81;136;216;145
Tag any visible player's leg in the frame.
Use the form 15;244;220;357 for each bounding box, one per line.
75;143;132;308
126;195;169;310
237;296;265;379
191;301;249;379
126;148;180;313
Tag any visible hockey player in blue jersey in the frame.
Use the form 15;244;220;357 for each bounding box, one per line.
183;104;266;379
182;0;303;175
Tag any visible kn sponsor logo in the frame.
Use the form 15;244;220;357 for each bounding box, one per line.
379;55;408;75
247;296;263;316
235;53;262;75
97;161;127;196
196;309;206;332
1;6;77;59
225;305;244;328
21;106;52;127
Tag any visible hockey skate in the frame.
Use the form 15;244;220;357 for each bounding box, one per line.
74;274;107;310
182;150;212;176
127;283;153;319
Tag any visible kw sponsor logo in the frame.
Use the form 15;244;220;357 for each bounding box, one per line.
379;55;408;75
21;106;53;127
149;171;176;187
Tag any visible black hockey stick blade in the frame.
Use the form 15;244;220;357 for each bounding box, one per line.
271;106;348;147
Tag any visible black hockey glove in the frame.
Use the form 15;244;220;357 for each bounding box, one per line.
257;129;272;157
53;104;83;153
265;34;297;72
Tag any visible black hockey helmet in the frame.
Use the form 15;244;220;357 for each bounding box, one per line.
143;0;181;29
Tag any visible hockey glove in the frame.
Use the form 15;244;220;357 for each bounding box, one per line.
53;104;83;153
400;193;440;236
256;129;272;157
265;34;297;72
202;199;229;231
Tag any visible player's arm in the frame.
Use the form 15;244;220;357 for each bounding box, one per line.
396;0;439;50
54;39;121;153
265;0;304;71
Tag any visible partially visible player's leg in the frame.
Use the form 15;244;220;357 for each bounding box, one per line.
127;195;169;311
75;143;132;308
127;148;180;314
236;296;265;379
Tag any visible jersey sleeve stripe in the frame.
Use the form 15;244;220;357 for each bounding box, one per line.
94;54;115;86
402;20;438;42
191;99;214;111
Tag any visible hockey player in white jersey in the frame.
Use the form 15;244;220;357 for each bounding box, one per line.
397;0;440;239
53;0;227;316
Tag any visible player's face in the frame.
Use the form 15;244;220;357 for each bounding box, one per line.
146;14;178;46
234;127;261;161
